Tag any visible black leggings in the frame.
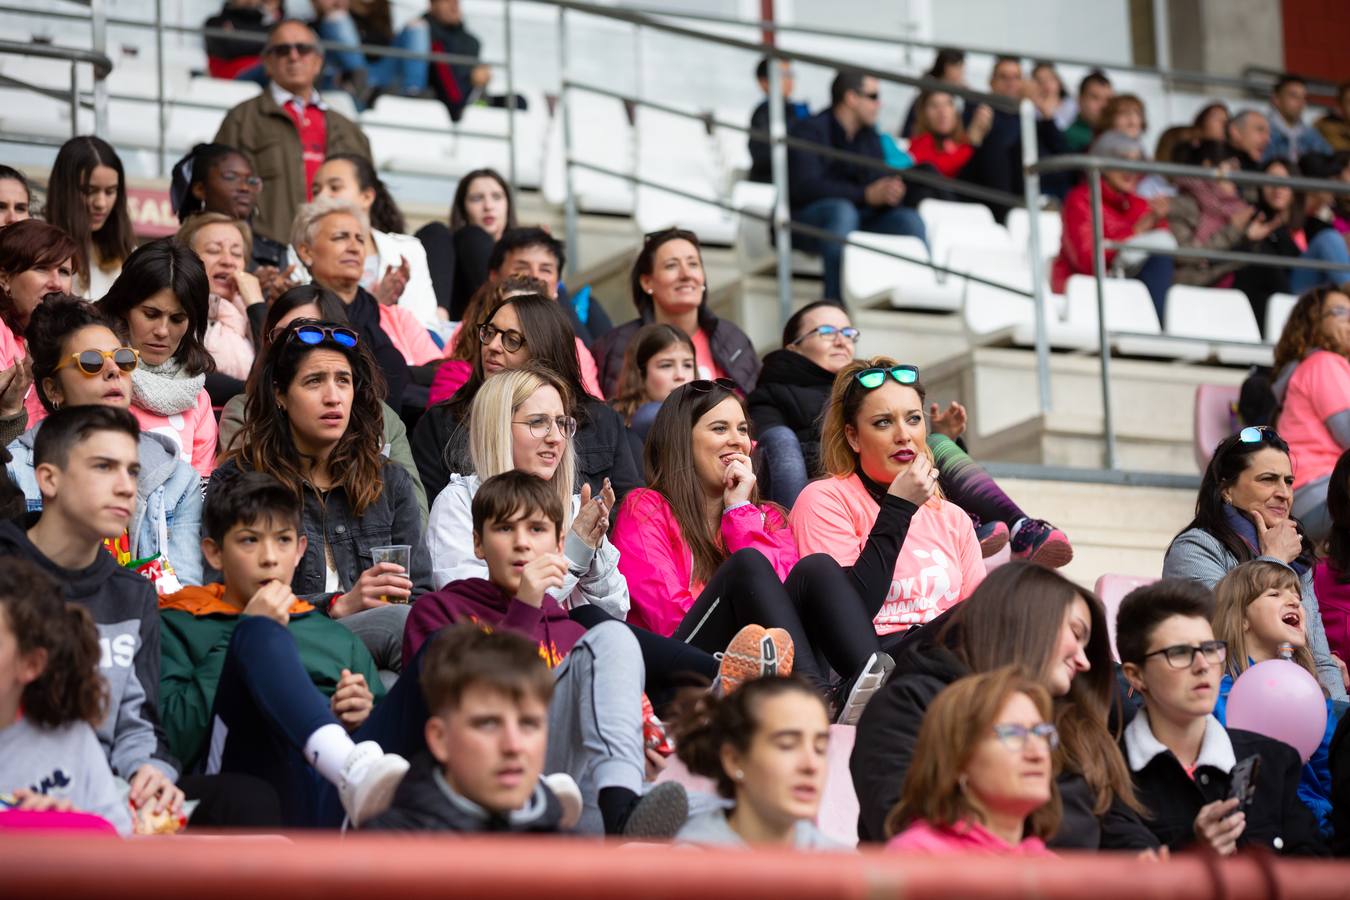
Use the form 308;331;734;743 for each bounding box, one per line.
569;605;719;708
672;549;882;691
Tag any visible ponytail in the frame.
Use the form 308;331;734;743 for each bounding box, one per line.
327;153;405;235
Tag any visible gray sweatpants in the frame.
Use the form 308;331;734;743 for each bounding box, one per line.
546;620;646;834
339;603;412;682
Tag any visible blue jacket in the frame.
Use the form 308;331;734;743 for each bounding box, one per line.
7;424;204;586
1264;109;1333;164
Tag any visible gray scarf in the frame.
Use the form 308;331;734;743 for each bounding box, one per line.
131;358;206;416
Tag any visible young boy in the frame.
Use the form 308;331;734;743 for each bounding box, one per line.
1116;579;1325;856
368;624;566;832
406;471;688;837
162;468;409;827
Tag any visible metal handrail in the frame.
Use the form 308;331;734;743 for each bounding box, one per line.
0;39;112;79
1033;153;1350;194
0;38;112;137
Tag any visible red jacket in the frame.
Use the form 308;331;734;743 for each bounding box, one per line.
1051;181;1164;293
907;132;974;179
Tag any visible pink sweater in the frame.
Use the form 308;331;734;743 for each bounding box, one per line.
612;487;797;636
204;294;256;381
790;474;984;636
1277;350;1350;491
379;303;442;366
132;389;218;478
886;820;1054;856
0;322;44;427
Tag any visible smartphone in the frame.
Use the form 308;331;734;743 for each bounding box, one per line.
1229;754;1261;810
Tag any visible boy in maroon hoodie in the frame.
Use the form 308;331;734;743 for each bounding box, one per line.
405;471;688;837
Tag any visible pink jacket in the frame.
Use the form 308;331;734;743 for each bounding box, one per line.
886;820;1054;856
0;322;44;427
204;294;256;381
612;487;797;636
132;389;218;478
443;323;604;399
378;303;442;366
790;474;985;636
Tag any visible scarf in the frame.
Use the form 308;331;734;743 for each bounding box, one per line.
1178;177;1251;247
1222;503;1310;576
131;357;206;417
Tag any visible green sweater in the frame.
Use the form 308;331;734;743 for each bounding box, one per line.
159;584;386;773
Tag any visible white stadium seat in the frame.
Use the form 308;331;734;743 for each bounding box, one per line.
1165;284;1271;366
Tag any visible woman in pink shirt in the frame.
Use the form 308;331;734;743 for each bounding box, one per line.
613;379;931;723
1271;285;1350;542
885;668;1058;856
97;238;219;478
791;357;985;638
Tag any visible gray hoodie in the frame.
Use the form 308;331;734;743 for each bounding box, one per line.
0;718;133;834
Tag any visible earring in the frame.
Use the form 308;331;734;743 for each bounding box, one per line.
734;769;744;781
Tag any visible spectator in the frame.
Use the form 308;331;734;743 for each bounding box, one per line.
1315;81;1350;153
673;676;843;849
416;167;516;321
13;296;204;588
216;284;427;517
214;19;372;245
214;318;429;673
1030;61;1074;130
203;0;276;83
1051;130;1176;319
851;562;1152;848
748;58;810;184
98;239;219;480
46;136;136;300
1114;579;1325;855
0;219;78;433
612;378;907;722
1229;109;1273;171
308;154;439;328
415;0;491;122
786;69;927;303
310;0;425;105
176;214;264;392
1265;74;1333;164
1099;94;1173;199
412;292;639;505
1271;287;1350;544
610;322;694;451
1063;70;1113;152
1162;428;1344;698
170;143;290;274
1168;141;1264;287
593;228;758;396
1195;102;1231;143
0;164;32;226
907;90;993;179
288;197;414;407
426;273;543;407
1295;153;1350;287
1315;448;1350;660
900;48;965;138
0;560;131;833
1213;561;1338;835
885;668;1058;855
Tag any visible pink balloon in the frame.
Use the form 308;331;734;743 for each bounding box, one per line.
1226;659;1328;762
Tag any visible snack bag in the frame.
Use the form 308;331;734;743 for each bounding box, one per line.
641;693;673;757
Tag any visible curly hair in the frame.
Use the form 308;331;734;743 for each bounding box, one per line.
227;318;388;516
1273;284;1350;372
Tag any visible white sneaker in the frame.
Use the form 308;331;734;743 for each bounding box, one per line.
542;772;583;830
336;741;409;827
834;651;895;726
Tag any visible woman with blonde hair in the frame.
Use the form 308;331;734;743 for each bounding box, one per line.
885;667;1059;854
176;212;264;391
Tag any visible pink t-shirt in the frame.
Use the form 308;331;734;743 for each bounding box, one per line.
131;389;218;478
886;820;1054;856
790;474;985;636
0;322;44;428
689;328;726;383
1277;350;1350;491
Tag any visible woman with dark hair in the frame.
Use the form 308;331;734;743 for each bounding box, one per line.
427;274;548;406
1162;426;1344;698
1168;141;1268;287
1315;448;1350;659
1195;102;1231;143
46;136;136;299
907;91;993;179
411;292;640;505
212;317;430;672
0;164;32;226
416;168;516;321
900;48;966;138
97;238;219;478
169;142;288;272
216;284;427;518
592;228;759;398
307;154;438;329
0;219;78;437
852;561;1154;850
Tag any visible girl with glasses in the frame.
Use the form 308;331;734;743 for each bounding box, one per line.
170;143;289;275
885;668;1058;856
1116;579;1324;855
1163;427;1344;698
5;296;204;586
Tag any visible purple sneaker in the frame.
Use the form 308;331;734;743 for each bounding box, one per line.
974;519;1010;558
1010;519;1073;568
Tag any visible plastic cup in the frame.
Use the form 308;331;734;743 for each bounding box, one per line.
371;544;411;603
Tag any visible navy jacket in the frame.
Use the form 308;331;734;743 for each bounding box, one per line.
787;109;887;211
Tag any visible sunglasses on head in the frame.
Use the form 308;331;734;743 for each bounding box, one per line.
284;324;359;349
686;378;737;394
54;347;139;376
853;365;919;390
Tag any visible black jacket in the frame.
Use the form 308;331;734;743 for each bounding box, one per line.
748;99;810;183
787;109;888;212
210;457;432;608
746;349;832;477
426;19;482;122
366;752;563;833
592;307;761;399
344;287;411;408
203;4;268;62
958;107;1068;218
1124;719;1325;856
410;392;642;508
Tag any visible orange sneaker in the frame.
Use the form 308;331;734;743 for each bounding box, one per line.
716;624;795;694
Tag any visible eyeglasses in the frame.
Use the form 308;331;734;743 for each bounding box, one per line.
791;324;861;345
1143;640;1228;669
1323;307;1350;320
479;323;526;353
285;324;359;349
992;722;1060;752
266;42;317;58
853;365;919;390
53;347;139;376
513;414;577;439
218;171;262;189
687;377;737;393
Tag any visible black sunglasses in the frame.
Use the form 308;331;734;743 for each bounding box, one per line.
266;42;317;58
687;378;737;394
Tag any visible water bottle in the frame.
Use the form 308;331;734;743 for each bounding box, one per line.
1278;641;1294;661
